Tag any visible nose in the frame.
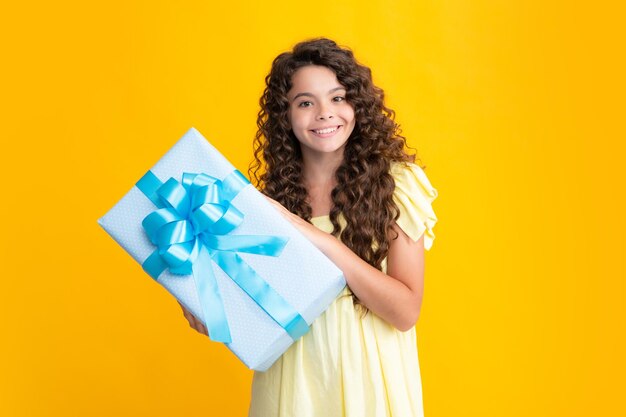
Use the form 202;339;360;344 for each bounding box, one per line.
315;103;334;120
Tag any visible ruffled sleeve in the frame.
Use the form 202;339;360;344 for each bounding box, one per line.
391;162;439;250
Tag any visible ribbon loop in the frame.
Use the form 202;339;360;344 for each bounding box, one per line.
158;178;191;218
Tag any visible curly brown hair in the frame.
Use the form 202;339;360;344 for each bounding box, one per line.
249;37;421;310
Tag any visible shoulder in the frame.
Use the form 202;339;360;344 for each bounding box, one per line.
390;161;437;197
389;161;439;250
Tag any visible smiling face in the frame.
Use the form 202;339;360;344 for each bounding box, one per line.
287;65;356;160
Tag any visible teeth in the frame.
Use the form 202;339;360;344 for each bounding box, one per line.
314;126;338;134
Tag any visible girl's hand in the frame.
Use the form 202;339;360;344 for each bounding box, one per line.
178;301;208;336
264;196;331;250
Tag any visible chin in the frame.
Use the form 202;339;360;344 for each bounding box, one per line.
311;141;347;154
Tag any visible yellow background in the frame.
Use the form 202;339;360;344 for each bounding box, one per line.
1;1;624;416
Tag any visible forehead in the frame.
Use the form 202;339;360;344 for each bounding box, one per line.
289;65;344;95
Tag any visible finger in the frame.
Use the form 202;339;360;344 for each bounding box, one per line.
188;312;201;329
178;302;209;336
266;198;281;210
179;302;202;330
179;302;194;322
198;322;209;336
269;201;293;219
190;313;207;334
265;196;286;212
178;300;189;314
192;317;209;337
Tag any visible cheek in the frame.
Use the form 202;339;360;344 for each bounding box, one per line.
344;109;357;136
342;105;356;121
287;108;301;128
343;108;356;127
288;113;308;131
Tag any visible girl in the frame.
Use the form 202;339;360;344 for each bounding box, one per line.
180;38;438;417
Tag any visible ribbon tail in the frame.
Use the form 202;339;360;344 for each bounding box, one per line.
193;245;232;343
212;251;309;341
202;234;289;256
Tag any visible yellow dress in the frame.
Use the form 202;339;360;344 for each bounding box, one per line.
248;162;439;417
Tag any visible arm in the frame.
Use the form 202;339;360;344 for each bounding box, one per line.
267;199;425;331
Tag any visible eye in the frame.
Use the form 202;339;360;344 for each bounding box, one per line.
333;96;346;102
298;101;313;108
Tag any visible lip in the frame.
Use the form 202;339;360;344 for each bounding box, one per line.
310;125;342;138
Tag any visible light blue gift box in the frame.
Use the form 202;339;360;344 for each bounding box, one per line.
97;127;346;371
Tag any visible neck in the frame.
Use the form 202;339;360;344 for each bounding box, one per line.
301;148;344;187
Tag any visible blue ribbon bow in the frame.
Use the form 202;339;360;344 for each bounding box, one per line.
136;169;309;344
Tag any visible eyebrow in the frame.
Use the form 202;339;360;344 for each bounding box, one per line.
292;87;346;101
